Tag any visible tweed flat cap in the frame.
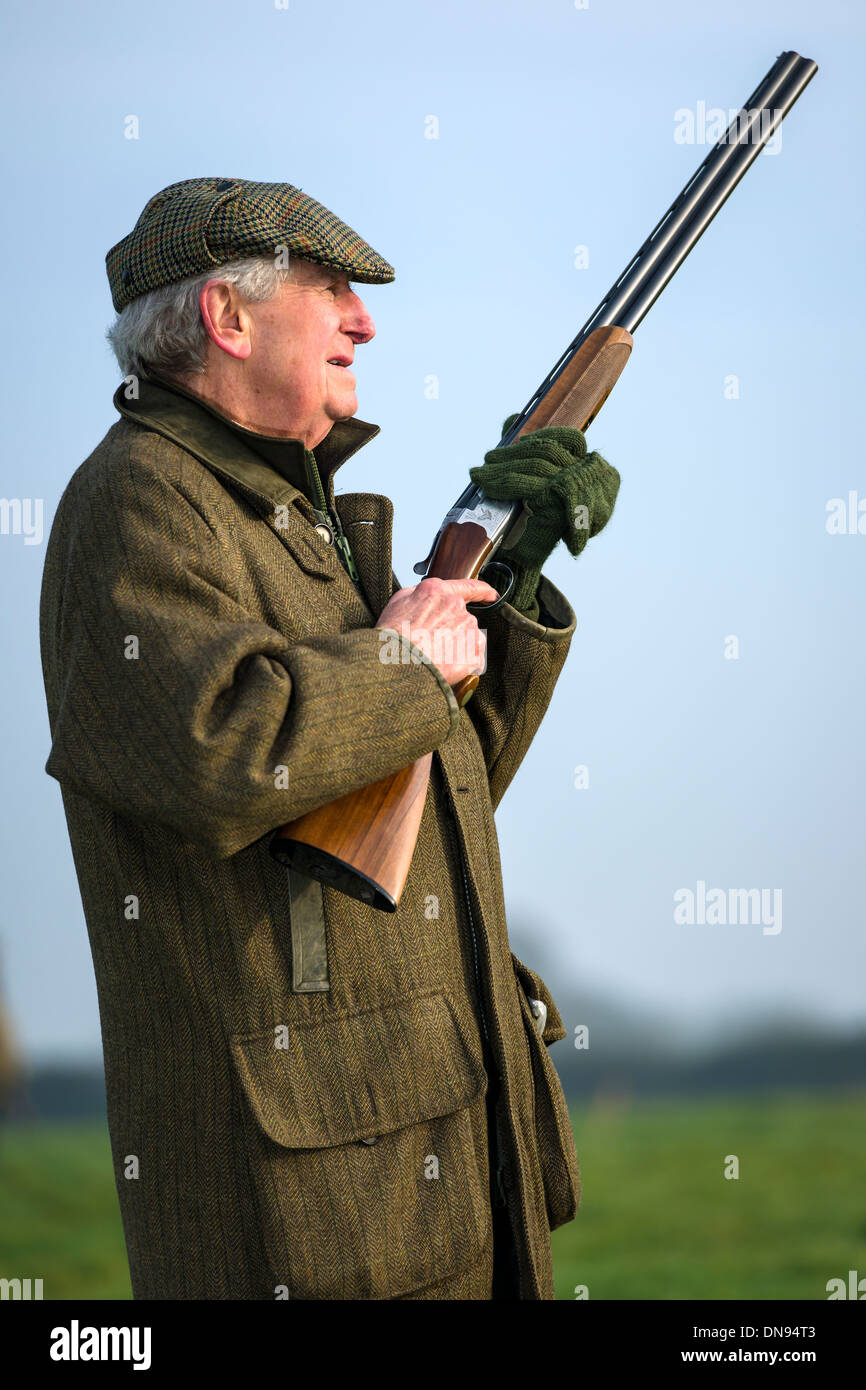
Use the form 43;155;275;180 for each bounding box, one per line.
106;176;395;311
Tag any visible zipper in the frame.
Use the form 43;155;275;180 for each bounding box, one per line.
304;449;361;585
493;1145;508;1209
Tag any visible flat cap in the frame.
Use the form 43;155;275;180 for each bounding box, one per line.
106;176;395;311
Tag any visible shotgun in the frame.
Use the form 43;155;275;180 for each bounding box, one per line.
270;49;818;911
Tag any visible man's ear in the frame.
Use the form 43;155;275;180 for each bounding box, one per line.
199;281;252;361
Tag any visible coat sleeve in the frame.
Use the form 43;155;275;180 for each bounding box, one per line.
41;457;461;860
464;573;576;811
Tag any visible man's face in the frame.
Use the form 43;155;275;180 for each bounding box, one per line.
200;258;376;446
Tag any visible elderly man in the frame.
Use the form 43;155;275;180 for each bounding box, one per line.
39;177;619;1301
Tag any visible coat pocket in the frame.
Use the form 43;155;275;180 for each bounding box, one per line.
230;989;492;1299
510;954;581;1231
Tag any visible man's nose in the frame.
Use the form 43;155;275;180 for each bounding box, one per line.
344;292;375;345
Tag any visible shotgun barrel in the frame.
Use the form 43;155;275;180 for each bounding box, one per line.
504;50;818;445
437;48;817;536
271;50;818;911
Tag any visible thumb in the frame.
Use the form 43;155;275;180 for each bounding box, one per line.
501;412;521;437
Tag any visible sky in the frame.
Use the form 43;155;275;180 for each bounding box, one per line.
0;0;863;1062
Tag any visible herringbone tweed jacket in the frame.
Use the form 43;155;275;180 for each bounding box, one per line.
39;375;581;1300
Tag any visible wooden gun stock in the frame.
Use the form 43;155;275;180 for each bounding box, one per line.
268;325;632;911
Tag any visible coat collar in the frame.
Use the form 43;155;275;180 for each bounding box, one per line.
112;373;381;515
112;373;398;619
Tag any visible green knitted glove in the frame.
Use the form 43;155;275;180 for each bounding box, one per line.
469;415;621;615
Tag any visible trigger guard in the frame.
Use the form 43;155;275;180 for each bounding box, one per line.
466;561;514;613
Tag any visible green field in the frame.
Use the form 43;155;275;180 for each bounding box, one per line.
1;1088;864;1300
552;1087;866;1300
0;1121;131;1299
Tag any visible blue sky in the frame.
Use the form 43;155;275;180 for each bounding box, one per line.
1;0;863;1060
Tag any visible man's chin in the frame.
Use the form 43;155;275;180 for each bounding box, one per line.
327;394;359;423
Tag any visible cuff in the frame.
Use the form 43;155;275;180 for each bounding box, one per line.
481;572;576;643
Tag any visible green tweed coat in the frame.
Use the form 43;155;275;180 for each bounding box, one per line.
39;376;581;1300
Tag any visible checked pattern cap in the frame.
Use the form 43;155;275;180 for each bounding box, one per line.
106;176;395;311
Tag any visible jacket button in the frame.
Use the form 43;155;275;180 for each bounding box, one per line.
528;997;548;1035
359;1135;379;1146
314;523;334;544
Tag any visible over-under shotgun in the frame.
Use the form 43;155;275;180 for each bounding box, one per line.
270;50;818;910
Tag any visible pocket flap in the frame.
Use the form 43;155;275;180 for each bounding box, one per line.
268;514;340;579
510;952;567;1045
230;990;487;1149
282;529;340;578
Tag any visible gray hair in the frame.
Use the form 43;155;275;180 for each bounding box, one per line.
106;255;295;380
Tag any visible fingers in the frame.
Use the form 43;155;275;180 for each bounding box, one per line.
419;576;500;605
374;575;495;685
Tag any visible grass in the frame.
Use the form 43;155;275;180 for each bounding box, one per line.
1;1088;864;1300
552;1086;866;1300
0;1122;132;1299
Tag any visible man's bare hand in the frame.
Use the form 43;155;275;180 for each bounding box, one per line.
375;577;500;687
